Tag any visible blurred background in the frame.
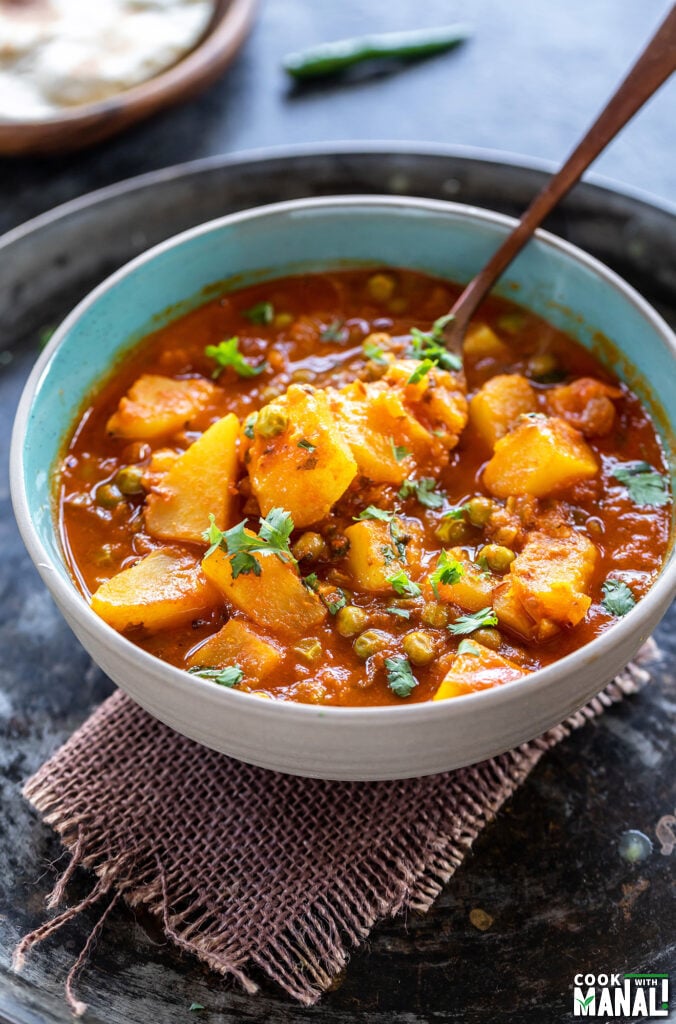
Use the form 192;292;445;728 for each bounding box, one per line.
1;0;674;235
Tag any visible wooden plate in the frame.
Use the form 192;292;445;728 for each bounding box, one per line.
0;0;258;156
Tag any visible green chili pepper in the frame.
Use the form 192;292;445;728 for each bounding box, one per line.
283;23;472;80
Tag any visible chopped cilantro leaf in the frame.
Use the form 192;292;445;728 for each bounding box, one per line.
363;340;387;364
244;301;274;325
189;1002;206;1012
323;588;347;615
303;572;319;591
386;606;411;619
448;606;498;635
320;319;347;343
391;440;411;463
201;508;296;578
354;506;395;522
387;569;421;598
243;416;256;439
188;665;243;688
611;461;669;507
407;312;462;373
407;358;435;384
457;639;482;656
601;578;636;617
429;550;464;598
297;438;316;451
205;336;266;379
443;504;469;521
389;519;408;562
381;544;396;565
385;656;418;698
399;476;446;510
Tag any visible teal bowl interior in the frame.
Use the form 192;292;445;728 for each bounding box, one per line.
19;196;676;581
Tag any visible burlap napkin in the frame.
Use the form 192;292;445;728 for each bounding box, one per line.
13;648;654;1016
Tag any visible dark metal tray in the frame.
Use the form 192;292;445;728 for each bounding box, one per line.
1;145;674;1024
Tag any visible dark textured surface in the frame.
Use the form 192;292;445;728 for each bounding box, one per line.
0;148;675;1024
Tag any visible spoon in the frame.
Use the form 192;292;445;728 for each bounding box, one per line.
443;3;676;354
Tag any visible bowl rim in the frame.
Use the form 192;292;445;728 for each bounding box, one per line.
10;193;676;723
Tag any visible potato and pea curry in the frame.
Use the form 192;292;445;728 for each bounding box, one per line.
58;269;671;706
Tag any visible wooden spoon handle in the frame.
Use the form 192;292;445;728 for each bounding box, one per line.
447;3;676;341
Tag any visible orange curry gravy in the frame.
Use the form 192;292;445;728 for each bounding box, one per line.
58;269;671;706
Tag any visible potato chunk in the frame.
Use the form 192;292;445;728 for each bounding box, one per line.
492;581;560;642
330;381;427;484
202;546;326;638
145;413;240;544
463;324;511;361
509;528;598;627
483;414;598;498
435;557;494;612
107;374;219;440
469;374;538;449
344;518;415;593
246;385;357;528
91;548;217;633
383;360;468;448
187;618;281;683
433;641;525;700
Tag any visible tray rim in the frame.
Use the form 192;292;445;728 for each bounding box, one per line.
2;141;675;256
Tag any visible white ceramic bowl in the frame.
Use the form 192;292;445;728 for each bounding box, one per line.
11;196;676;780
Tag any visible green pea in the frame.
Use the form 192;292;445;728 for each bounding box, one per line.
421;602;449;628
336;605;370;637
114;465;145;496
478;544;515;574
255;405;289;438
96;482;123;509
353;629;389;659
403;630;436;666
472;627;502;650
435;517;469;544
292;532;327;562
466;496;494;528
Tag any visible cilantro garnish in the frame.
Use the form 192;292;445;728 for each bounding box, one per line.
354;506;395;522
611;461;669;507
188;665;243;688
407;358;435;385
448;607;498;635
457;639;481;656
387;569;421;598
601;578;636;617
385;656;418;698
323;588;347;615
303;572;319;591
391;440;411;463
398;476;446;510
443;504;469;521
429;550;464;598
202;508;296;578
363;340;387;364
320;319;347;343
386;606;411;619
407;312;462;372
244;301;274;325
205;336;266;379
189;1002;206;1012
243;416;256;439
297;438;316;451
389;519;408;562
